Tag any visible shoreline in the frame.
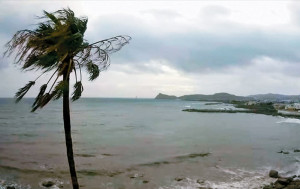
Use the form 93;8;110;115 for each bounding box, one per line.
263;170;300;189
1;165;299;189
183;101;300;119
182;108;300;119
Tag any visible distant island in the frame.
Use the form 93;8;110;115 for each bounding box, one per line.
155;92;300;102
155;93;178;99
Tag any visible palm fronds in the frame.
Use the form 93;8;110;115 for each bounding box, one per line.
5;8;131;109
74;35;131;72
89;35;131;53
52;80;68;100
32;84;47;107
4;8;87;72
72;82;83;101
86;61;100;80
15;81;35;102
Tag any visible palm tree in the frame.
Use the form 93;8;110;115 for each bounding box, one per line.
4;8;131;189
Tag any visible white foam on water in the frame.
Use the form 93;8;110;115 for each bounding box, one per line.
159;167;275;189
277;118;300;125
0;182;31;189
39;178;63;189
280;161;300;177
215;166;237;175
203;176;274;189
0;177;66;189
190;102;204;105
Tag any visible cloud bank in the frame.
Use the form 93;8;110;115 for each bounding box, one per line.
1;1;300;97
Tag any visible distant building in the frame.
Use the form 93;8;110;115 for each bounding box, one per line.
284;103;300;111
293;103;300;109
245;101;258;105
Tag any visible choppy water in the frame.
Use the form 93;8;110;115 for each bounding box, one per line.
0;98;299;189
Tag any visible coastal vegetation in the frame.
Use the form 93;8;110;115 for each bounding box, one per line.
155;93;300;118
204;102;223;105
155;92;251;101
4;8;131;189
155;92;300;102
155;93;177;99
183;101;300;119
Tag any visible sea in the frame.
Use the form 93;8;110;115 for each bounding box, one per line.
0;98;299;189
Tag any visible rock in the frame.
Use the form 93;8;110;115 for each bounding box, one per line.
277;178;291;185
263;185;273;189
274;182;285;189
287;177;294;182
175;177;185;181
6;186;15;189
294;149;300;153
142;180;149;184
278;151;289;154
197;179;205;184
264;172;300;189
284;180;300;189
285;184;299;189
42;180;55;187
269;170;279;178
129;173;144;179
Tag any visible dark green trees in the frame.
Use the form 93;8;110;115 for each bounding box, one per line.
4;8;131;189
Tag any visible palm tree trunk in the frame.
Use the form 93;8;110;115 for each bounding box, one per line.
63;71;79;189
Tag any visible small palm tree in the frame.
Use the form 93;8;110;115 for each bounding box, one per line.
4;8;131;189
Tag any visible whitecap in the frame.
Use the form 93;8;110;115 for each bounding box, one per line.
280;161;300;177
159;167;275;189
277;118;300;125
159;176;274;189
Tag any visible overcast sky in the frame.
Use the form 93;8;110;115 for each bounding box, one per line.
1;0;300;98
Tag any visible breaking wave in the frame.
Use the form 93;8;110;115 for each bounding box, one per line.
159;167;275;189
277;118;300;125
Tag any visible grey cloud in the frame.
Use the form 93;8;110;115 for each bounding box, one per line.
86;14;300;74
112;63;167;75
0;14;35;36
288;2;300;26
2;6;300;76
141;9;181;19
200;5;230;19
0;6;45;70
0;57;9;69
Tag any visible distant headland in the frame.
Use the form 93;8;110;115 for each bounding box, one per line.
155;92;300;102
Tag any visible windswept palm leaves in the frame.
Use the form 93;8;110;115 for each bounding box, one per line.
4;8;131;189
15;81;35;102
5;8;131;109
72;81;83;101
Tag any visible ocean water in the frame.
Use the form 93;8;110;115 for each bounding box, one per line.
0;98;299;189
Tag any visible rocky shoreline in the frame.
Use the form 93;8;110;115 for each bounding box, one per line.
263;170;300;189
3;170;300;189
183;101;300;119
